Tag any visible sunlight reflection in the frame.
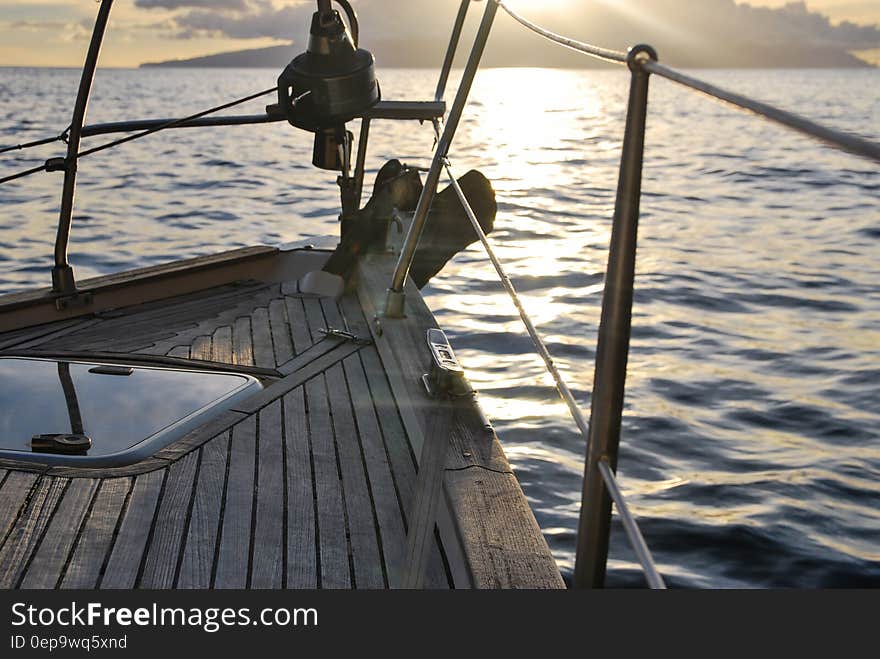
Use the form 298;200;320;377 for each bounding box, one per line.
468;68;603;191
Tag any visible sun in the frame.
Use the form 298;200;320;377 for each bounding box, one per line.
502;0;577;12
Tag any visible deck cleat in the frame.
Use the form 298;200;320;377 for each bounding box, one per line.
422;328;471;398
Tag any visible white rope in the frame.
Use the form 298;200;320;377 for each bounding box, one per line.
494;0;628;65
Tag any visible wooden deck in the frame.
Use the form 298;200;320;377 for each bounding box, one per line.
0;248;563;589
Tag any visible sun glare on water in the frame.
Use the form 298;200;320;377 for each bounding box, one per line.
467;68;606;192
437;67;622;421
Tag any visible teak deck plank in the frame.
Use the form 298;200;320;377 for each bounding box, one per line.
138;287;278;358
232;340;365;416
283;388;316;589
401;399;457;590
36;285;276;353
20;478;100;589
285;297;313;355
339;296;418;511
359;347;452;590
101;470;164;589
167;345;191;359
139;451;198;589
276;336;349;377
351;338;450;588
445;469;565;589
268;299;294;366
341;351;408;587
0;477;68;589
325;361;385;589
177;435;229;589
214;416;256;589
306;375;350;589
0;324;62;350
251;306;276;369
191;336;212;362
0;318;101;351
322;297;422;587
233;316;254;367
211;326;233;365
302;297;327;343
0;471;39;548
251;401;285;589
61;478;131;589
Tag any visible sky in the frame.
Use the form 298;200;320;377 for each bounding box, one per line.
0;0;878;67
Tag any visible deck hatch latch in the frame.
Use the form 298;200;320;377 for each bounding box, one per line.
31;433;92;455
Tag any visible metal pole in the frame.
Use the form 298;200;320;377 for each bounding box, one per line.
52;0;114;296
435;0;472;103
57;362;84;437
383;0;497;318
80;113;284;137
574;44;656;589
353;117;371;207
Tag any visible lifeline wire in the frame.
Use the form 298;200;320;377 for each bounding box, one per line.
0;129;69;156
78;86;281;158
494;0;628;65
0;163;53;186
0;86;281;187
441;158;592;443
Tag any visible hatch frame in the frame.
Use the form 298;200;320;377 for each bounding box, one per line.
0;355;263;468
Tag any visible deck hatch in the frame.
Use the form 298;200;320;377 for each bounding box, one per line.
0;356;261;467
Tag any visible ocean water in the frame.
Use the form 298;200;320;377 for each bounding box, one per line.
1;66;878;588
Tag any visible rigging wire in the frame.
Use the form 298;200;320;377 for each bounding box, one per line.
0;86;281;187
0;128;70;156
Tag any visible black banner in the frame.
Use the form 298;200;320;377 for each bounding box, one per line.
0;589;874;654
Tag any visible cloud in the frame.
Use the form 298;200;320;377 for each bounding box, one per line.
133;0;880;66
174;3;313;40
5;19;90;41
135;0;454;41
134;0;249;9
658;0;880;48
133;0;313;40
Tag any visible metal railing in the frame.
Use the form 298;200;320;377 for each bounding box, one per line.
386;0;880;588
52;0;114;299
